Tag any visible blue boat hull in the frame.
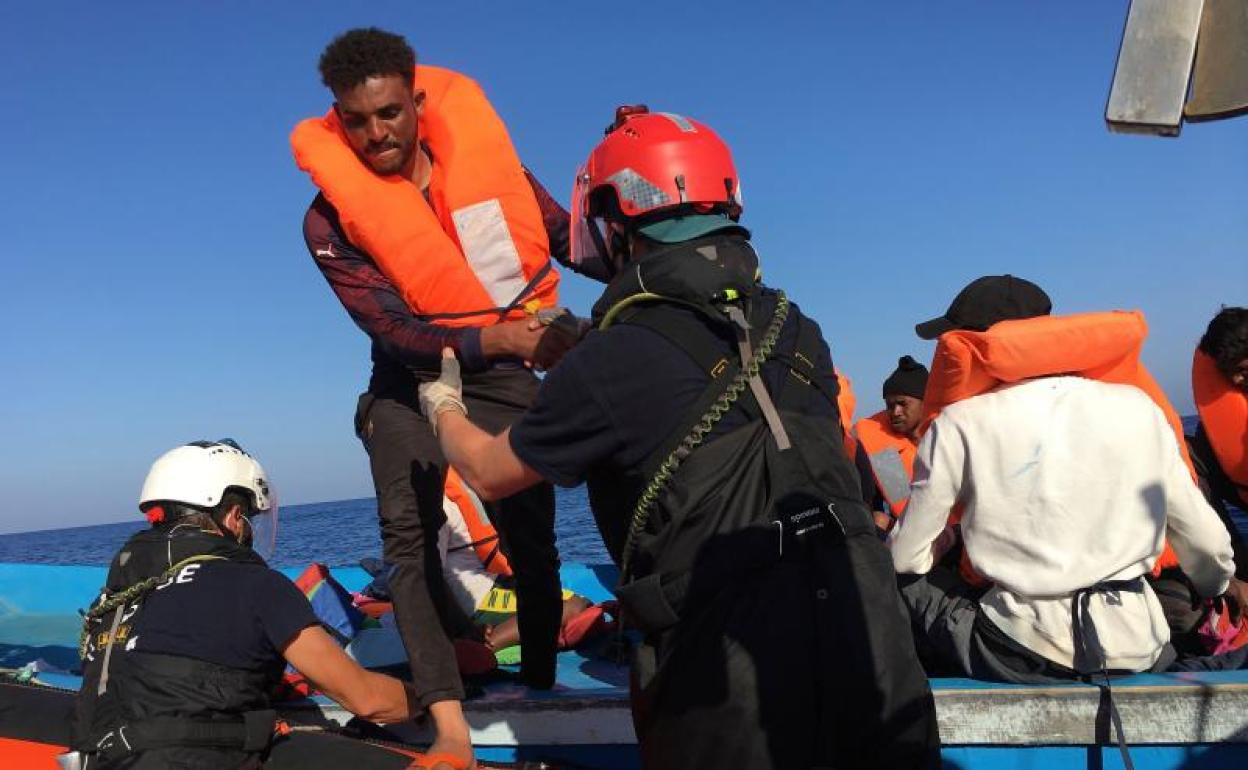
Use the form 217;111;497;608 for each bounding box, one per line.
3;562;1247;769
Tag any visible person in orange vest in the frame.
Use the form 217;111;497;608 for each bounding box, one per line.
1190;306;1248;562
292;28;585;767
853;356;928;533
889;275;1237;694
1156;306;1248;660
438;471;608;658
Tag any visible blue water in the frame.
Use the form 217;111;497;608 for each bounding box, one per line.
0;486;608;569
1;418;1238;568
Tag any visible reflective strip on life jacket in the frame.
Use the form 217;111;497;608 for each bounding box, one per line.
853;411;917;518
290;65;559;327
921;310;1187;580
444;468;513;577
1193;349;1248;506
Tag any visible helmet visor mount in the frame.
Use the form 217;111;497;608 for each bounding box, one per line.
243;494;278;563
238;464;277;562
569;165;616;283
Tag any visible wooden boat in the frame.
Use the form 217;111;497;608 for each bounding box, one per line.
2;561;1247;769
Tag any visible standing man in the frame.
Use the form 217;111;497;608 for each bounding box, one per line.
291;27;575;763
853;355;928;533
418;106;939;769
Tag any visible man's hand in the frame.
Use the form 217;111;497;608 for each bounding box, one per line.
480;318;546;362
1221;577;1248;625
930;524;959;564
479;309;588;370
418;349;466;435
529;308;590;370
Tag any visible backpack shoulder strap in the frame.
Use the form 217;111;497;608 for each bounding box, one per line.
770;313;839;408
610;302;742;479
611;302;736;378
616;293;791;581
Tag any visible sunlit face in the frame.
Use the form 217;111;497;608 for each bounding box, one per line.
885;394;924;437
1229;358;1248;392
333;74;423;176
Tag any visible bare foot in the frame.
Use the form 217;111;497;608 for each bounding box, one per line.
425;700;474;770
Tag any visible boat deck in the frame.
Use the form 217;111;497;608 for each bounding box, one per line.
5;562;1248;769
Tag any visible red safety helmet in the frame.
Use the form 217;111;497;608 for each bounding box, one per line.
570;106;743;275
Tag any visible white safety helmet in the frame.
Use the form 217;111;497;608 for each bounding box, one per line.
139;439;278;560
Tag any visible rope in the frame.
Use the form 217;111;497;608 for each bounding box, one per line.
618;292;790;582
79;554;227;658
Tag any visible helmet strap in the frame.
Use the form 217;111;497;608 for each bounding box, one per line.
210;502;253;548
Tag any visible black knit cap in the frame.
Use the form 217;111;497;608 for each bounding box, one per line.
883;356;929;400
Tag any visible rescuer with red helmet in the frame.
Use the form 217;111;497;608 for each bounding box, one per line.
419;106;940;769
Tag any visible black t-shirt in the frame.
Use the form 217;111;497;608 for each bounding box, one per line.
130;560;319;674
510;300;840;559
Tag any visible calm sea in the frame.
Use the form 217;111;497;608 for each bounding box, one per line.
1;418;1238;568
0;486;608;568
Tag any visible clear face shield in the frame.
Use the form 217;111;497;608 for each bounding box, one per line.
242;490;278;563
569;166;617;283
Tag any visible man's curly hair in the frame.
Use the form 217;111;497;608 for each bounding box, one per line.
1199;306;1248;380
319;27;416;94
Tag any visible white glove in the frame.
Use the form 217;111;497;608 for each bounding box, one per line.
418;349;466;435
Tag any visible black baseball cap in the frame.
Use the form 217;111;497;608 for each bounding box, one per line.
915;275;1052;340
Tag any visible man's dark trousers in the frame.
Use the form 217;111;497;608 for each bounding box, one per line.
355;365;561;704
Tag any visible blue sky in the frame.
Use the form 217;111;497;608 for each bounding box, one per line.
2;2;1244;533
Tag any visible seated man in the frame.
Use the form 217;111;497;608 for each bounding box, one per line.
889;275;1236;686
1154;307;1248;658
1190;306;1248;571
853;355;929;533
71;440;468;770
438;470;595;658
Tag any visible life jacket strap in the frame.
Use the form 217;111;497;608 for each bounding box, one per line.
1071;577;1146;770
447;535;503;570
414;258;554;324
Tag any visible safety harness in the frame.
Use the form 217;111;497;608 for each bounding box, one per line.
73;529;283;765
590;234;859;634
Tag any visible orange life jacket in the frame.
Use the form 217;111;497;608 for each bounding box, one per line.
853;411;917;519
1193;349;1248;506
291;65;559;327
445;469;513;577
835;369;857;459
921;311;1187;584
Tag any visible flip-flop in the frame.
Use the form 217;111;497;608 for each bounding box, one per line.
493;645;522;666
409;751;475;770
558;600;618;649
